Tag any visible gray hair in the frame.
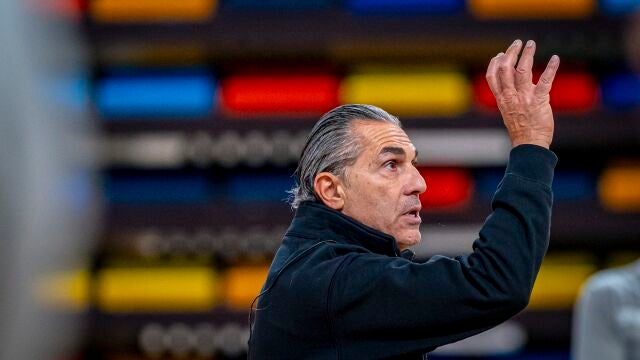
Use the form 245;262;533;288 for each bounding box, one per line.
288;104;401;209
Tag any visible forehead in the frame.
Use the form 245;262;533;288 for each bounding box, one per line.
351;119;415;154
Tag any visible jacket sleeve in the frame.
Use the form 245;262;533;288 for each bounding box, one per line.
328;144;557;358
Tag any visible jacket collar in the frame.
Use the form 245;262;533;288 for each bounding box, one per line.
285;201;405;258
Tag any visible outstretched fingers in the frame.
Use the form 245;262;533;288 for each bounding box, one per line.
486;52;504;96
497;39;523;92
515;40;536;89
534;55;560;97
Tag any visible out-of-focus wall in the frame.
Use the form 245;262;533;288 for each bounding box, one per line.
4;0;640;359
88;1;640;359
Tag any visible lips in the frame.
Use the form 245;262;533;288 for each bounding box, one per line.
402;203;422;216
401;204;422;225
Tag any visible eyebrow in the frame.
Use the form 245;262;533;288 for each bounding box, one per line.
379;146;418;160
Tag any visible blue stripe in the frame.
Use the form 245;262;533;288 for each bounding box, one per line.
346;0;464;14
602;73;640;110
476;169;595;201
227;174;294;203
104;175;211;203
600;0;640;15
96;72;215;118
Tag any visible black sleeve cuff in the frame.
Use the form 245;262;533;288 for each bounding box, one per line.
505;144;558;186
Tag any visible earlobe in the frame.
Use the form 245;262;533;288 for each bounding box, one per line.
313;172;345;210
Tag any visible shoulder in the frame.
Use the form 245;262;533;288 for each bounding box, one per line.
582;264;638;298
278;240;366;288
578;263;640;313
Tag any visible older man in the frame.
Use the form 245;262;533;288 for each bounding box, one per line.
249;39;559;359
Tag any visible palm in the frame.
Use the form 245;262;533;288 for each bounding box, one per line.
486;40;560;149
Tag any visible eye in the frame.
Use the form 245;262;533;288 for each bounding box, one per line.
384;160;398;171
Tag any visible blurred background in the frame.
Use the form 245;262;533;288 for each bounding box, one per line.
2;0;640;359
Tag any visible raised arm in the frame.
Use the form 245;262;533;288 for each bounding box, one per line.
328;40;560;359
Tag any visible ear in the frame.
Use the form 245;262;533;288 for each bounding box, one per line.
313;171;346;211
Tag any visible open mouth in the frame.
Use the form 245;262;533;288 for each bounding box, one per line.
402;208;422;224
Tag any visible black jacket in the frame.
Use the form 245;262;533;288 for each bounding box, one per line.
249;144;557;359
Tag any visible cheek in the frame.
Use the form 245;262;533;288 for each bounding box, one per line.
348;174;377;202
346;177;387;214
345;171;402;229
365;182;390;209
371;186;400;229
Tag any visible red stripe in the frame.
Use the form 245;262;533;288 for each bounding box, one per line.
419;168;473;210
221;74;339;116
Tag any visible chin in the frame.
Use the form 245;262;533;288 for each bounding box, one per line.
396;232;421;250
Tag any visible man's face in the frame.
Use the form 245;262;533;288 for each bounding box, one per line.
341;120;427;250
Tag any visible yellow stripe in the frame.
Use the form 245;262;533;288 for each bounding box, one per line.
223;266;269;309
35;269;90;311
97;267;219;312
90;0;216;22
528;256;597;310
599;166;640;212
340;68;470;117
469;0;595;19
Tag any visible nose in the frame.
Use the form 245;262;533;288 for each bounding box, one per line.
406;165;427;195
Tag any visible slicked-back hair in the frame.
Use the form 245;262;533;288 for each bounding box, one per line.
288;104;401;209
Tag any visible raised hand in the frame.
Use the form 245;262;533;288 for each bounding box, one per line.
486;39;560;149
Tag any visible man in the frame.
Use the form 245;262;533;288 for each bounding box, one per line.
572;259;640;360
249;39;559;359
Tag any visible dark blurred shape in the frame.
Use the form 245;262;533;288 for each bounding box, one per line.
625;10;640;72
225;0;333;9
